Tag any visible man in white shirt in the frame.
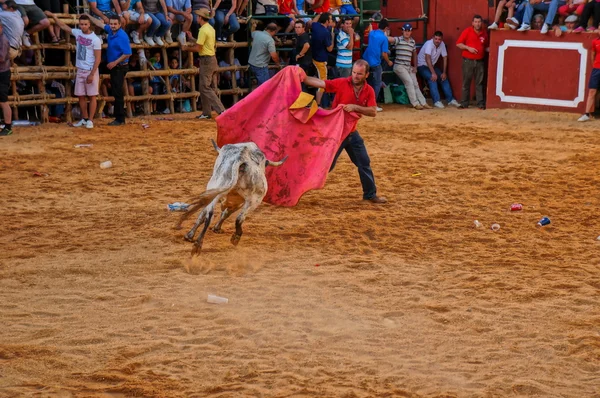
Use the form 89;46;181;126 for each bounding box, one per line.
46;12;102;129
416;31;460;109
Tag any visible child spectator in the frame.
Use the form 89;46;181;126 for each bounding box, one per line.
169;57;192;92
127;52;153;114
149;50;165;113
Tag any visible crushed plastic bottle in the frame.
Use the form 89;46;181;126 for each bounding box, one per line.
167;202;190;211
473;220;483;228
99;160;113;169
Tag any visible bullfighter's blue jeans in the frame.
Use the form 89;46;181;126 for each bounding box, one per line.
330;131;377;200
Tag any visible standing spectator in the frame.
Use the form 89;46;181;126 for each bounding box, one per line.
517;0;566;34
362;18;392;111
14;0;50;46
0;20;12;136
389;23;430;110
212;0;239;41
417;31;460;108
121;0;153;44
294;19;312;74
89;14;132;125
578;29;600;121
183;8;225;119
47;12;102;128
311;12;334;105
0;1;24;60
456;14;488;109
489;0;523;30
248;22;279;86
301;59;387;204
143;0;173;46
166;0;192;45
335;17;353;77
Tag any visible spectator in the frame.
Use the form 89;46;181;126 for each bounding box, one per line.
0;19;12;136
248;22;279;86
559;0;586;18
36;0;62;43
389;23;430;110
339;0;359;27
489;0;523;30
121;0;153;44
127;52;153;114
310;0;329;17
531;13;545;29
14;0;50;46
190;0;210;34
88;0;122;24
0;1;24;60
212;0;239;41
456;14;488;109
183;8;225;119
89;14;132;125
254;0;278;16
578;29;600;121
218;55;244;88
143;0;172;46
166;0;193;45
362;18;392;111
554;13;578;35
311;12;334;104
278;0;297;33
149;49;164;113
47;12;102;128
417;31;460;109
518;0;566;34
335;17;353;77
573;0;600;32
169;57;192;91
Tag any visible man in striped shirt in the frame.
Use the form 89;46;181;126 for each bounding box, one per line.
388;23;430;110
335;17;354;77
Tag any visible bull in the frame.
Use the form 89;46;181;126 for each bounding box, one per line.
176;140;287;255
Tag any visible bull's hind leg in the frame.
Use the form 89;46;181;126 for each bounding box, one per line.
213;194;244;234
230;199;261;246
185;209;207;242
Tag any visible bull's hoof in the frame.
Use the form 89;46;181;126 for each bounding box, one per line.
184;232;195;242
230;233;241;246
191;244;202;256
212;227;224;234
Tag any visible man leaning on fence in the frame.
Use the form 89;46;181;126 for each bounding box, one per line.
47;12;102;129
184;8;225;120
0;19;13;136
89;13;132;126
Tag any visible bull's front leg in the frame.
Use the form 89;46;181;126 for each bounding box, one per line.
185;209;206;242
192;209;214;255
212;208;230;234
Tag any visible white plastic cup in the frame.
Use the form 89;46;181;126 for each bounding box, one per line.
207;294;228;304
491;223;501;231
100;160;113;169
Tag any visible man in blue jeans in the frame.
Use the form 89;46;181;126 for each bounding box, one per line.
212;0;239;41
517;0;566;34
248;23;280;86
417;31;460;109
362;18;392;111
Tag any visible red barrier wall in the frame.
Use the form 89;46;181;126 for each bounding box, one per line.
486;30;597;113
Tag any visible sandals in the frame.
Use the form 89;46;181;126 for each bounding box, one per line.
51;36;60;44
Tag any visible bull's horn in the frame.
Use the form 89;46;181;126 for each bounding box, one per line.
210;139;220;153
266;156;288;167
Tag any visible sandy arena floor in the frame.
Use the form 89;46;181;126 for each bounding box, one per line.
1;106;599;397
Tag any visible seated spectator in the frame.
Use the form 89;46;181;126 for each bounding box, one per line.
88;0;122;24
212;0;239;41
36;0;62;42
236;0;248;17
14;0;50;46
218;55;244;88
573;0;600;32
489;0;523;30
554;13;578;35
278;0;297;33
310;0;329;19
417;31;460;108
518;0;565;34
254;0;278;16
166;0;192;45
121;0;153;44
559;0;586;18
388;23;430;110
190;0;210;34
143;0;173;46
0;1;24;59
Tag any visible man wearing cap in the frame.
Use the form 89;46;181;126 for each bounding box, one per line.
362;18;392;111
554;14;578;36
0;18;13;136
184;8;225;120
0;0;24;60
417;31;460;109
456;14;488;109
389;22;430;110
88;13;132;126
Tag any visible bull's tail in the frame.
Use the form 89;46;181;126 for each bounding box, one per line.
174;188;229;229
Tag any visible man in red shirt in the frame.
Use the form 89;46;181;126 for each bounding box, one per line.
456;14;488;109
578;31;600;122
302;59;387;204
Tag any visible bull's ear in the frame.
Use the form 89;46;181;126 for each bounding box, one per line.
210;139;220;153
266;156;288;167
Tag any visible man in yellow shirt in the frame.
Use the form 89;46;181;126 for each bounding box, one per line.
184;8;225;119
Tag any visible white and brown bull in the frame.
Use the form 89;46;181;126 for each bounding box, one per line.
176;140;287;255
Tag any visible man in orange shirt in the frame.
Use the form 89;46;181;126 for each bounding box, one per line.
456;14;488;109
